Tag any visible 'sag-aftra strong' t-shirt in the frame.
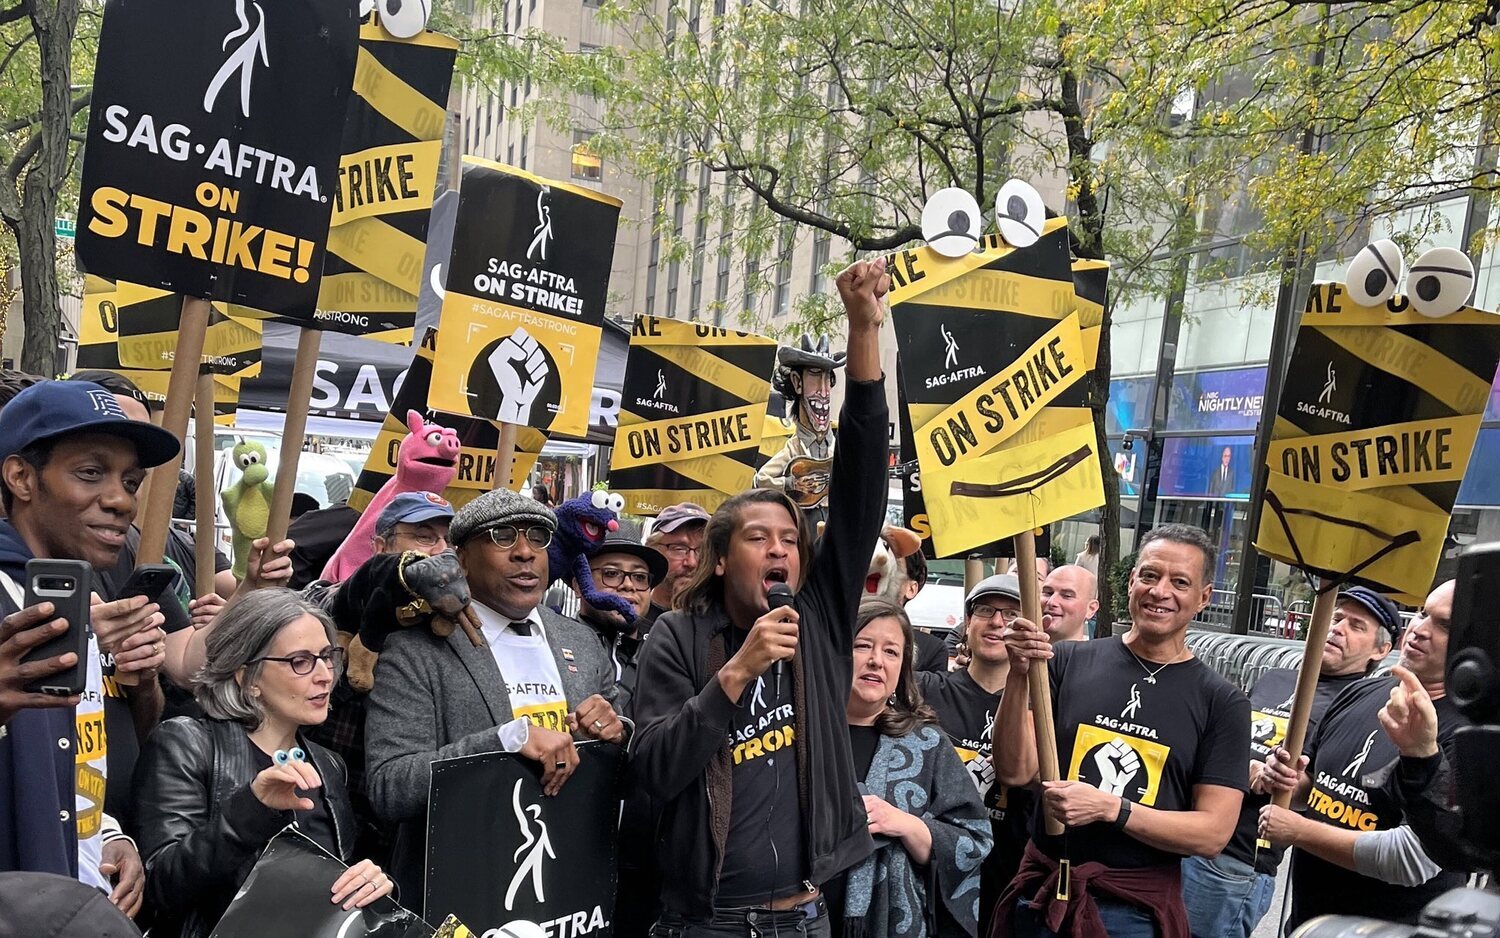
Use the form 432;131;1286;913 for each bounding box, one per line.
1033;636;1251;869
1288;676;1468;927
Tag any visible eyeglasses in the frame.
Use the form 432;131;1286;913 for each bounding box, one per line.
592;566;652;589
658;543;701;559
389;527;447;548
971;604;1021;623
257;646;346;676
486;524;553;550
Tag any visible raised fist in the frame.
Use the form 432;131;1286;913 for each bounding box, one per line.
488;327;549;424
1093;739;1141;797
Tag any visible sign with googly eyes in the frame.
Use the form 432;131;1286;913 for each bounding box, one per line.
607;316;779;516
350;328;546;512
891;180;1107;557
1255;245;1500;604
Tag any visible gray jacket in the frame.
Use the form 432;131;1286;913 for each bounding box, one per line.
364;605;618;895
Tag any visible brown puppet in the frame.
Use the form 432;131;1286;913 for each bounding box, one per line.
754;335;846;528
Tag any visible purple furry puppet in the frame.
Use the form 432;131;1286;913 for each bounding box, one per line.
548;490;638;622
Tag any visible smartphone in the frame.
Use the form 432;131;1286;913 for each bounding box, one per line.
20;558;92;696
117;563;178;605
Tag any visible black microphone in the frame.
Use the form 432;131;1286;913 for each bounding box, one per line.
767;583;795;697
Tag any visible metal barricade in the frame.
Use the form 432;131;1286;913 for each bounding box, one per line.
1186;628;1307;694
1190;589;1287;636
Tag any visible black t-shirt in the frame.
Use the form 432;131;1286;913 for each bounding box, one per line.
918;669;1035;891
717;668;806;905
1224;668;1362;873
849;724;881;780
1288;677;1469;927
1034;637;1251;869
247;740;338;857
913;630;948;673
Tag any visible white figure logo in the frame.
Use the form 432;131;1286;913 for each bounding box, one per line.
1319;362;1337;405
1342;730;1377;777
654;369;667;399
941;323;959;369
749;675;767;715
1120;682;1142;720
504;779;555;911
204;0;269;118
527;188;553;262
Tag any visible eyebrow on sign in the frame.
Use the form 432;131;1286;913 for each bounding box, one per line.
948;444;1090;499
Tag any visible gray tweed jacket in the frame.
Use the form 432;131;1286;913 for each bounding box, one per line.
364;604;618;895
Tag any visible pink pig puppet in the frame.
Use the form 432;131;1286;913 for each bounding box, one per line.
321;410;462;583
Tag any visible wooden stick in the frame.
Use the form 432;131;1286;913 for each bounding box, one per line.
193;373;217;598
136;297;211;569
1272;581;1338;810
265;328;322;546
964;556;985;594
493;421;518;491
1017;530;1065;836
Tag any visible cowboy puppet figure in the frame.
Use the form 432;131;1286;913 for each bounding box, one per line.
754;334;847;529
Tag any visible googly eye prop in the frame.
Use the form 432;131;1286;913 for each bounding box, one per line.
919;178;1049;258
273;747;307;766
1342;241;1476;318
359;0;432;40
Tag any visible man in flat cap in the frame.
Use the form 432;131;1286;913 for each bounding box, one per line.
754;335;846;529
364;488;626;898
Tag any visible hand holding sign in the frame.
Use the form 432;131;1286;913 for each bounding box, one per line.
488;327;549;424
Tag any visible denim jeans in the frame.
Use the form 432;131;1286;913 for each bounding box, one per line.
1012;896;1159;938
654;900;830;938
1180;854;1277;938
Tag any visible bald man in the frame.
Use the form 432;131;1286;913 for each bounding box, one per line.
1040;564;1098;643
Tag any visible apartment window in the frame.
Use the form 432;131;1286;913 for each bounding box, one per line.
571;130;602;180
519;134;528;169
667;261;680;318
646;233;661;317
716;242;731;307
507;143;515;166
810;230;831;294
773;224;794;317
743;255;760;322
584;0;601;7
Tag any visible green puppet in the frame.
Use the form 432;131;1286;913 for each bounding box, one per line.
221;441;273;578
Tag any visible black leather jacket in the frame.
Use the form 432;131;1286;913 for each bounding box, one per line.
133;717;355;938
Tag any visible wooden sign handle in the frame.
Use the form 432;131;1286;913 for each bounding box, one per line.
193;373;217;598
1016;530;1065;836
1271;581;1338;809
493;422;518;492
265;328;322;546
136;297;211;568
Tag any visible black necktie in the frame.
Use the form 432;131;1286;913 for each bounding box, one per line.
508;620;532;637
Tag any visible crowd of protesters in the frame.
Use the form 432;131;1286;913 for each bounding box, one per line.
0;260;1477;938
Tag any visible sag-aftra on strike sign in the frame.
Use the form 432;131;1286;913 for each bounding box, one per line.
77;0;357;324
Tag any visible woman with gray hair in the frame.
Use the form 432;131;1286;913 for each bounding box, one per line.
132;589;394;938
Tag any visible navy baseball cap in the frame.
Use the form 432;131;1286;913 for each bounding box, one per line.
375;491;455;537
0;380;179;468
1337;585;1402;642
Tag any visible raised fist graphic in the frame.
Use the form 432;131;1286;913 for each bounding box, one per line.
488;327;549;424
1093;739;1141;797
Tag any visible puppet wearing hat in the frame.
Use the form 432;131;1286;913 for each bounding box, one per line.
754;334;847;527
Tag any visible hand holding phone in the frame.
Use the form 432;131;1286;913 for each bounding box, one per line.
18;559;92;698
1;602;83;721
92;593;166;681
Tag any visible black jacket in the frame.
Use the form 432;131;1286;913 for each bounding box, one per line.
133;717;356;938
631;376;887;918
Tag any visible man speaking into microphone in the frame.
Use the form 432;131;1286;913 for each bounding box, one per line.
630;259;890;938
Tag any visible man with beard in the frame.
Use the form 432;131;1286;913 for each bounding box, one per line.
754;335;844;529
645;502;710;626
631;260;888;935
1258;580;1466;929
1181;586;1396;938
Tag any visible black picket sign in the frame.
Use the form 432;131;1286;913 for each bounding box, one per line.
425;745;624;938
